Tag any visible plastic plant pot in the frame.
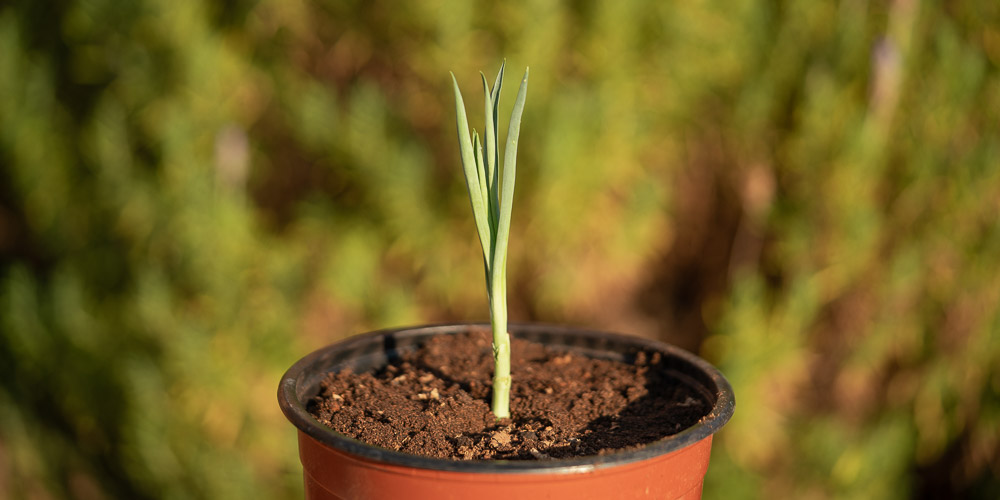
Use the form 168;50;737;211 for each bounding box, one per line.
278;323;735;500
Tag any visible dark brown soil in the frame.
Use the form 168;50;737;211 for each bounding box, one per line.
307;330;710;460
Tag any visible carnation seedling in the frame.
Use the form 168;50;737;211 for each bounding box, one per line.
451;62;528;419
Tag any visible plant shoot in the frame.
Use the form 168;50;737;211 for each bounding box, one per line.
451;62;528;419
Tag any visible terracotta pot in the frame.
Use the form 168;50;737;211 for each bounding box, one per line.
278;323;735;500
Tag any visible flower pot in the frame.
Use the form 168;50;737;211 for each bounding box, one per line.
278;323;735;500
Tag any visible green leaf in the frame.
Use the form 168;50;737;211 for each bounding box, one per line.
451;74;493;266
481;73;499;234
488;61;505;229
491;67;528;290
472;130;492;267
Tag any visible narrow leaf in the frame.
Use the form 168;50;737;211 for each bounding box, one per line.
481;74;499;235
492;67;528;288
451;74;492;263
473;130;492;268
489;62;505;228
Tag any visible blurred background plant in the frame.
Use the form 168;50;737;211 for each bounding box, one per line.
0;0;997;498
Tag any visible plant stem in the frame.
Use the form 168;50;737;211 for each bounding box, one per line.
490;318;512;419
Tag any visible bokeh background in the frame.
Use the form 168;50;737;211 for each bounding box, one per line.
1;0;998;498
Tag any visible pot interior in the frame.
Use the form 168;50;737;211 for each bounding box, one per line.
279;322;735;473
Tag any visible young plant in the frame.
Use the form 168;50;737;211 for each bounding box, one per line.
451;62;528;419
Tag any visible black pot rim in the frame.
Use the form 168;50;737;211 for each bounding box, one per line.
278;322;735;474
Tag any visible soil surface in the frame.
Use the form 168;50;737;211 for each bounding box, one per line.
308;330;710;460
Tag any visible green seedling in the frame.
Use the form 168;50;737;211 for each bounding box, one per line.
451;62;528;419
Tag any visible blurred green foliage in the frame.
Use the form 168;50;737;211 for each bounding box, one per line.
1;0;998;498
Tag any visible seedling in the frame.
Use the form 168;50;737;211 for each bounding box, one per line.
451;62;528;419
